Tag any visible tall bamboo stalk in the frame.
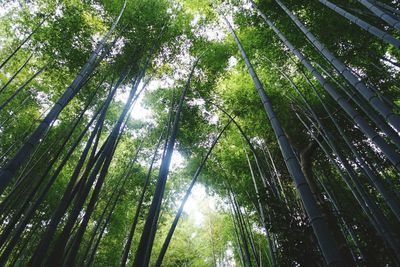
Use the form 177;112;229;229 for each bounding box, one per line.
373;1;400;16
120;126;166;267
133;59;199;267
0;18;45;70
318;0;400;48
0;63;48;112
0;0;127;194
0;54;32;94
358;0;400;29
275;0;400;133
223;15;344;267
155;117;233;266
0;82;102;262
250;2;400;173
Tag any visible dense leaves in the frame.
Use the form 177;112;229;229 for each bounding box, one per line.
0;0;400;266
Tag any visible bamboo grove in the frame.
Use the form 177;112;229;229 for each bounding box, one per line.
0;0;400;266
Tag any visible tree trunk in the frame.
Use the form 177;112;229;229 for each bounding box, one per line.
119;127;165;267
0;18;45;70
224;15;344;267
275;0;400;134
251;2;400;174
0;0;127;194
318;0;400;48
155;117;233;266
358;0;400;29
0;54;32;94
132;58;199;267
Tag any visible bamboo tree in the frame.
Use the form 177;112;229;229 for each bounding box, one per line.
373;1;400;16
0;94;31;129
0;0;127;194
78;111;145;266
0;54;32;94
295;110;400;261
314;170;366;265
0;18;45;70
274;0;400;134
310;59;400;149
3;116;59;201
228;188;253;267
31;71;127;262
80;173;124;266
318;0;400;48
0;81;102;260
224;15;344;266
64;112;136;264
262;146;287;202
250;3;400;174
119;126;166;267
155;117;233;266
64;139;144;266
0;63;48;112
357;0;400;29
241;140;277;267
290;85;400;260
271;48;400;226
28;77;119;266
292;63;400;223
121;86;174;267
284;75;397;260
45;71;143;266
132;58;199;267
233;191;259;267
81;79;152;266
233;224;246;267
47;24;163;265
242;208;260;267
209;100;278;198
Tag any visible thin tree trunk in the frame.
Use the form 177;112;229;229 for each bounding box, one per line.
209;100;277;197
358;0;400;29
373;1;400;16
315;170;366;265
65;139;144;266
0;94;31;128
155;117;233;266
0;54;32;94
251;3;400;174
242;209;260;267
228;189;253;267
233;216;246;267
276;54;399;260
119;126;166;267
0;83;101;262
296;68;400;223
132;58;199;267
318;0;400;48
295;112;400;261
28;78;118;266
224;15;344;267
46;68;143;266
274;0;400;134
0;0;127;194
241;140;277;267
79;173;123;266
0;62;48;112
310;59;400;149
0;18;45;70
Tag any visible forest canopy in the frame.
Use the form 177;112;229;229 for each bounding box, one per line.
0;0;400;266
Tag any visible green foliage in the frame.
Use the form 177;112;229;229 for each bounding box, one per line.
1;0;400;266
